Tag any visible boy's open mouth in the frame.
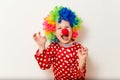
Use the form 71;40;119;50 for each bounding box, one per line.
61;35;69;41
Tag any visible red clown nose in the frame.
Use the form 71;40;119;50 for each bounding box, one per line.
62;28;69;35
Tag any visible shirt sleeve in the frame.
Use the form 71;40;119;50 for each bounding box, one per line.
77;43;87;79
79;65;86;79
34;43;55;70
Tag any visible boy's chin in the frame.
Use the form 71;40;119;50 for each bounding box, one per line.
59;39;72;44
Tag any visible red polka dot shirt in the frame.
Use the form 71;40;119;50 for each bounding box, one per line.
34;42;86;80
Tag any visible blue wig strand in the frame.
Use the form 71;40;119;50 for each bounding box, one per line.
58;7;77;27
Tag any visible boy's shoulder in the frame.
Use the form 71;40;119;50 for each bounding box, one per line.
50;42;58;45
48;42;59;48
73;42;84;48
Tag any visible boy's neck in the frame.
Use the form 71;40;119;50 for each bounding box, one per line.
58;41;75;47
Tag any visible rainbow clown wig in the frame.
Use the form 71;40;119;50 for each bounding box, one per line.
43;6;83;42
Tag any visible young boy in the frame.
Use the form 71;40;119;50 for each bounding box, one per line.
33;6;88;80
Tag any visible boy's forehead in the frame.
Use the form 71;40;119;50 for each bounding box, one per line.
56;20;70;27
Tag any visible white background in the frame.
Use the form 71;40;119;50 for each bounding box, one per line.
0;0;120;79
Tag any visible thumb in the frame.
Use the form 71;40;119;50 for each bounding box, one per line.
77;49;81;57
43;36;47;40
78;49;80;53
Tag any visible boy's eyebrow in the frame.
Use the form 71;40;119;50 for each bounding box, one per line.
65;26;69;27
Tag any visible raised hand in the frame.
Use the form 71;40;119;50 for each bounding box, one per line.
33;32;47;52
77;47;88;70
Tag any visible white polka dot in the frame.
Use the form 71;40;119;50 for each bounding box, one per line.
64;51;66;53
71;48;73;51
65;66;67;68
77;58;79;61
61;53;64;56
66;55;69;58
43;63;45;66
75;63;78;66
46;64;48;67
69;59;72;62
44;59;46;62
65;60;68;63
72;58;75;60
67;49;70;52
56;57;58;60
41;67;44;69
73;52;75;55
60;65;62;67
72;64;74;66
37;57;39;60
44;55;47;58
58;55;61;58
56;49;58;51
65;71;67;74
50;51;52;54
60;59;63;62
46;52;49;54
76;50;78;52
40;58;43;61
48;58;50;61
68;73;70;76
39;62;41;65
62;63;65;65
70;53;72;57
59;50;62;52
62;48;64;50
63;57;66;59
58;61;60;64
67;68;69;70
51;58;53;61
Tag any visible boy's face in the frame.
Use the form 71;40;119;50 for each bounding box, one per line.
55;20;72;44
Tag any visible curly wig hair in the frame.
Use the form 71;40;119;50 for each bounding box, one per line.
43;6;83;42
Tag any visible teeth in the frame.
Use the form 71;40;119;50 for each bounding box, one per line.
61;35;69;40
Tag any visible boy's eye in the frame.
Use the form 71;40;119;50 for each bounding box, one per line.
58;27;62;29
65;26;70;28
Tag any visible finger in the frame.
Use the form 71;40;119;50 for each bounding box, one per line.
38;32;40;35
84;47;88;51
84;47;88;55
78;49;80;53
33;33;37;40
43;36;47;40
38;32;41;37
78;49;83;56
77;49;81;56
81;48;84;55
